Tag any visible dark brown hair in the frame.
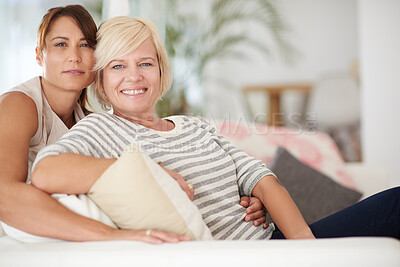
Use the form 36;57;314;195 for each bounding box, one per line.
37;5;97;114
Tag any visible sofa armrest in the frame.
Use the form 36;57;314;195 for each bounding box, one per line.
343;163;388;198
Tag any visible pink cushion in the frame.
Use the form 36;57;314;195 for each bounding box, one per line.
216;121;358;190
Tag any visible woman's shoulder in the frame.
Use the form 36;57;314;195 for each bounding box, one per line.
2;77;42;111
73;112;133;130
73;112;113;125
2;76;41;102
0;90;37;114
166;115;217;131
59;112;113;139
6;77;41;97
0;91;38;137
166;115;204;123
85;111;111;119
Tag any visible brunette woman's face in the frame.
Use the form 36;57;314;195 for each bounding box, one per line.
37;16;95;92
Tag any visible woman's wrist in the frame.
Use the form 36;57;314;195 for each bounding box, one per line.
289;227;315;239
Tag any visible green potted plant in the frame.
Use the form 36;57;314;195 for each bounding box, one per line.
156;0;296;117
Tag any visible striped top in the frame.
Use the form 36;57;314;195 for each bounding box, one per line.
34;113;276;240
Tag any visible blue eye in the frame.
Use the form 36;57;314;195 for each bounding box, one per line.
140;63;152;67
112;65;123;69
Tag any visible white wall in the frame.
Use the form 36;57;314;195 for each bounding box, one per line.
0;1;43;93
0;0;102;95
206;0;358;121
359;0;400;187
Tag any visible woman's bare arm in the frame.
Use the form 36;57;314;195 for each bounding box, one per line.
31;153;116;194
0;93;187;243
0;92;111;240
251;175;315;239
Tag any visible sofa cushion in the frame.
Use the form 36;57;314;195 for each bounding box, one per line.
88;144;213;241
0;223;5;237
268;147;363;224
217;121;359;190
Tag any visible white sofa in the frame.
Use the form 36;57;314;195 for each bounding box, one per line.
1;122;399;267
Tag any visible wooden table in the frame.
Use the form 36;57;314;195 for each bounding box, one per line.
243;83;313;126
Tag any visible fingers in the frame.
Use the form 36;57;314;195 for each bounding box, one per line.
239;196;250;207
174;175;194;201
245;196;263;214
244;210;266;223
246;197;265;221
116;229;191;245
180;180;195;201
186;183;195;200
241;196;268;227
252;216;267;227
160;165;194;201
142;229;191;244
160;165;175;177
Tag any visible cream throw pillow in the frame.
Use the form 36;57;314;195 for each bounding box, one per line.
88;144;213;241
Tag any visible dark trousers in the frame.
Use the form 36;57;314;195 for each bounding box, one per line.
271;186;400;239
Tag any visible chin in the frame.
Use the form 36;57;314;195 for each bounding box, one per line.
62;85;86;92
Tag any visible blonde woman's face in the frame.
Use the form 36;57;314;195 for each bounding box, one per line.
37;16;95;92
102;38;161;118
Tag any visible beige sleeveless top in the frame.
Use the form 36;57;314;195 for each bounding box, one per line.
8;76;85;181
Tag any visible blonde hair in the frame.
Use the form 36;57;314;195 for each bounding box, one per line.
92;16;172;110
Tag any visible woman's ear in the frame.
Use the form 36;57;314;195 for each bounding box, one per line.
35;47;43;66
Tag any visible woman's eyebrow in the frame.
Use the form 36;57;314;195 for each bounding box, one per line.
109;59;125;64
110;57;156;63
139;57;156;61
50;36;87;41
50;36;68;41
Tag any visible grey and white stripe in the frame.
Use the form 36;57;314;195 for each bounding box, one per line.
34;113;276;240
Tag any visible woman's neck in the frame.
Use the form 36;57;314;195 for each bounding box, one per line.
40;77;81;129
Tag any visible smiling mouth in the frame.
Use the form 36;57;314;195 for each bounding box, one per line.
121;89;147;96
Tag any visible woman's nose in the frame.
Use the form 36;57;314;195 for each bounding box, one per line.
127;67;143;81
68;47;82;63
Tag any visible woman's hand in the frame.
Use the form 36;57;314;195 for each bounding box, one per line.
160;165;194;201
240;196;269;228
111;228;191;244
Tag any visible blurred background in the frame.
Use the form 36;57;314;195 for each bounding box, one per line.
0;0;399;186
